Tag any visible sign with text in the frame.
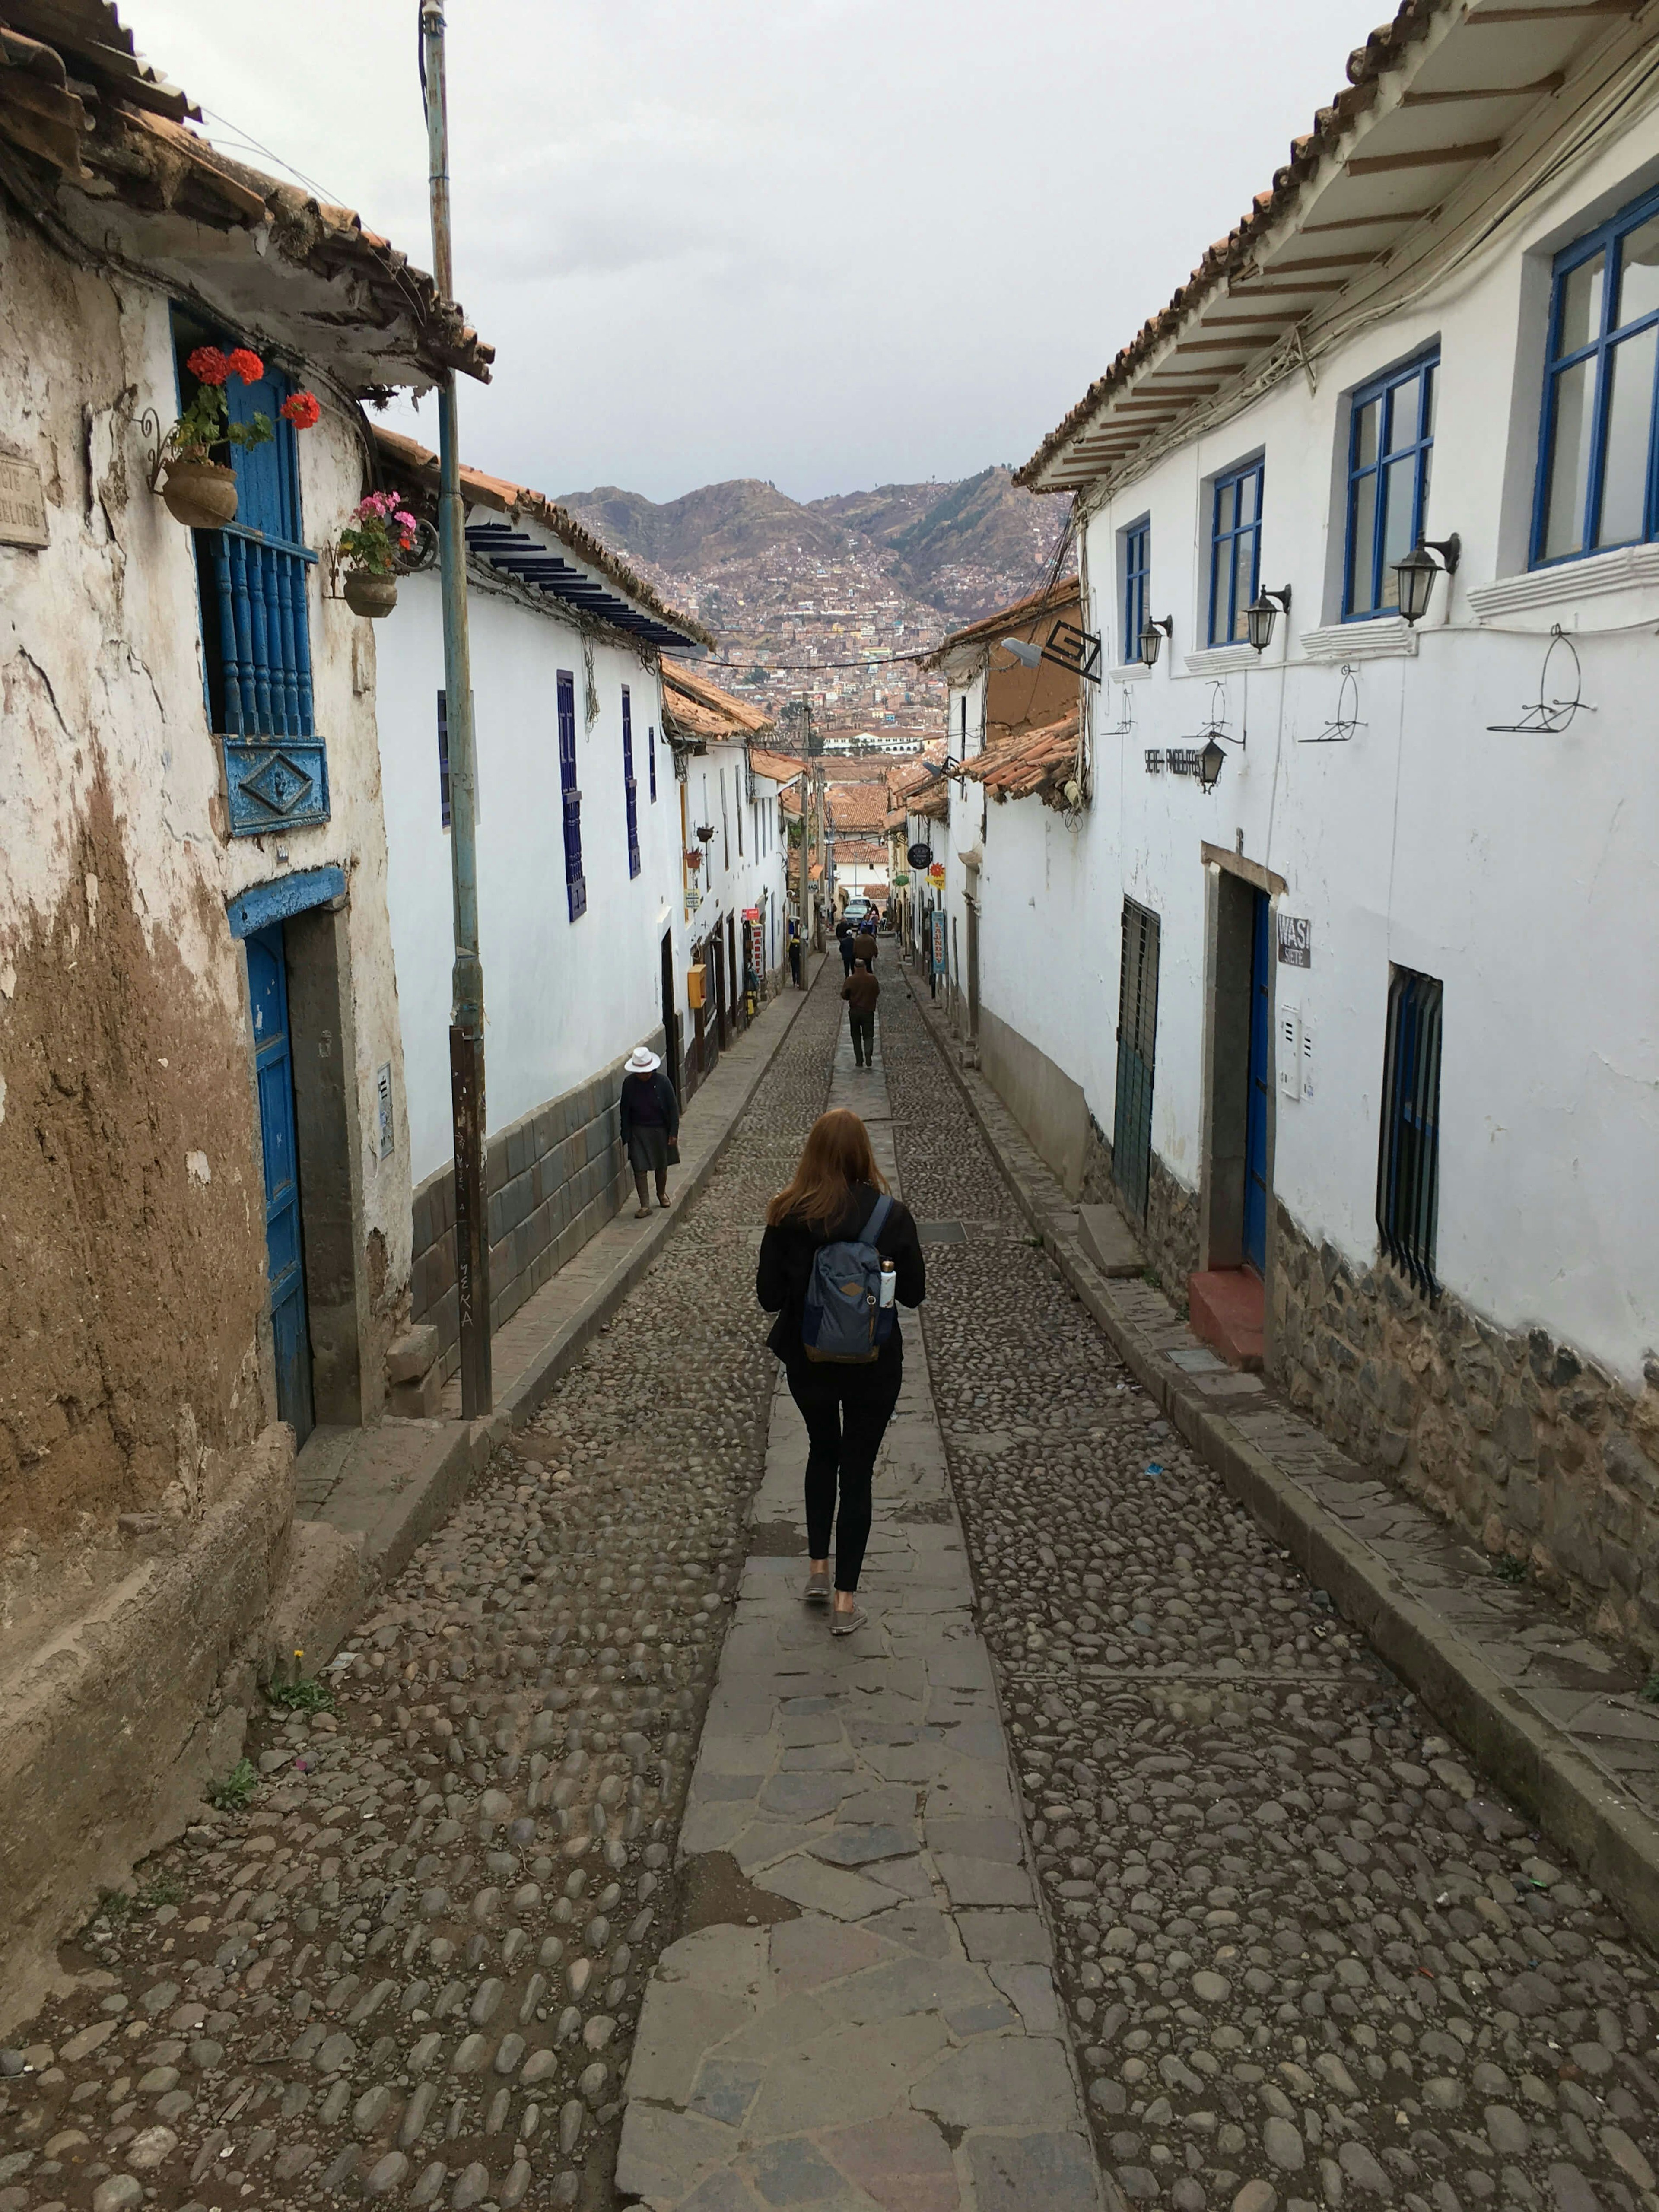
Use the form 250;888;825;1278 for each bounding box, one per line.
1277;913;1312;969
926;862;945;888
931;910;946;976
0;455;48;548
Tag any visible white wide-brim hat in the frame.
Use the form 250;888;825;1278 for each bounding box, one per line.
626;1046;661;1074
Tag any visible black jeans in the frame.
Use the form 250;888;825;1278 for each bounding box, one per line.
785;1359;902;1591
849;1010;874;1065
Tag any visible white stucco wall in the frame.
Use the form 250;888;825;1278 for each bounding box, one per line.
991;107;1659;1386
377;564;688;1185
683;739;790;985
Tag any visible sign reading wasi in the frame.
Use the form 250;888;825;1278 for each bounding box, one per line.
0;455;48;548
1277;914;1312;969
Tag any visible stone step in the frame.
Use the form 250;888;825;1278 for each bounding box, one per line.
1187;1266;1265;1370
1077;1203;1143;1278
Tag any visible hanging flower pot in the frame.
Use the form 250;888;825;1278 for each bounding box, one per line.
161;459;238;529
343;569;398;619
152;347;317;528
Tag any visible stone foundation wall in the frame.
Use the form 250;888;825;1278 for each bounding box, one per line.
1081;1116;1200;1299
1272;1202;1659;1659
410;1030;665;1379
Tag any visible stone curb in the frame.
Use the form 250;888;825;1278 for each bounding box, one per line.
897;958;1659;1956
332;963;829;1605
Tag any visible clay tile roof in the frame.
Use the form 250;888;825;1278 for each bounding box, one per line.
374;428;710;650
957;711;1081;808
826;782;890;833
660;658;773;738
922;576;1082;671
1015;0;1594;492
748;748;804;786
0;0;491;390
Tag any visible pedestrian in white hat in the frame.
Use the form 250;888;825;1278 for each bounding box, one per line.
619;1045;680;1217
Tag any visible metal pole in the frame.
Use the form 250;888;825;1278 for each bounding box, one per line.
422;0;490;1417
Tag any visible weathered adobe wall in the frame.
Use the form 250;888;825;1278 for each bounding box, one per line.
0;218;273;1563
1272;1204;1659;1661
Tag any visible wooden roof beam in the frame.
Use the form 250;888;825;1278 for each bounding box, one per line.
1346;140;1503;174
1401;73;1565;101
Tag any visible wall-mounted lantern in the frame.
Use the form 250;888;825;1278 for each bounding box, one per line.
1392;534;1460;626
1246;583;1292;654
1197;735;1227;792
1138;614;1174;667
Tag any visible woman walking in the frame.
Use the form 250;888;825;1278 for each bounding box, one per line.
619;1044;679;1218
756;1109;925;1634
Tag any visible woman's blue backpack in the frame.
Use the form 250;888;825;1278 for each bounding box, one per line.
801;1195;895;1363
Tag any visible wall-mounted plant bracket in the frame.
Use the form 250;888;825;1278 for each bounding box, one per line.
1302;663;1367;744
1487;624;1594;734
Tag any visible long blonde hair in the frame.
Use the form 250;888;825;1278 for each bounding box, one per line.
766;1108;888;1229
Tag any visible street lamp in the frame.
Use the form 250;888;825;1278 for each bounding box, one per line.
1139;614;1174;667
1197;735;1227;792
1392;534;1461;625
1000;636;1042;668
1246;583;1292;654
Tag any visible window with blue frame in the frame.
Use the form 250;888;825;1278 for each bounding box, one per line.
436;690;451;830
1122;516;1150;663
1208;460;1263;645
648;723;658;802
175;318;325;836
621;685;641;879
1345;351;1437;618
1376;966;1443;1300
1534;185;1659;565
557;670;586;921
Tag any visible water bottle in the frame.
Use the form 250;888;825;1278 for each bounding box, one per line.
878;1259;896;1309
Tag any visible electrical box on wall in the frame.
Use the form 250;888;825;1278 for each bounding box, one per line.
1279;1008;1314;1103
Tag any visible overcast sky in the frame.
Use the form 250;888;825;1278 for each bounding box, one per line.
131;0;1357;505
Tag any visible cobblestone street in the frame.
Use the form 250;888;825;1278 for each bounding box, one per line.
3;961;1657;2212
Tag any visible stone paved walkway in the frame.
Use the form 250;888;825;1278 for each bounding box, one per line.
617;1013;1103;2212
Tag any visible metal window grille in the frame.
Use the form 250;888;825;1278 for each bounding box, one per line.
436;689;451;830
1113;898;1160;1222
1123;517;1150;664
1344;352;1437;619
1534;179;1659;565
557;669;587;921
1208;460;1263;645
1376;966;1443;1299
648;723;657;802
622;684;641;879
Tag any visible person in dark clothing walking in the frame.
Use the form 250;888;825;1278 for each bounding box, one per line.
619;1044;679;1217
855;930;878;969
841;954;879;1068
838;915;858;977
756;1109;925;1634
788;915;803;987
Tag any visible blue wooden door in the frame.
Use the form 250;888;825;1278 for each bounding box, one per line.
247;923;314;1445
1243;888;1271;1273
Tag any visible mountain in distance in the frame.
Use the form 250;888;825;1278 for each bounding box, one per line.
557;464;1068;623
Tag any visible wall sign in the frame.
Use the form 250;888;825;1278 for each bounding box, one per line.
0;455;48;548
1277;914;1312;969
907;842;933;868
926;862;945;888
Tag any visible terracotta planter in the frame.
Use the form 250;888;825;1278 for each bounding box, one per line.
161;460;238;529
343;569;398;619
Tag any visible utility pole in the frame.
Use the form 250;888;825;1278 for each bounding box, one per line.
422;0;490;1417
794;694;811;986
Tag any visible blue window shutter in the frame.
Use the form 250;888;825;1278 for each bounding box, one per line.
648;724;657;802
437;690;451;830
1208;460;1263;645
622;685;640;879
558;670;586;920
1123;518;1150;663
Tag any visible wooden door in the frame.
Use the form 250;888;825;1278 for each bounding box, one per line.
247;922;313;1445
1113;899;1160;1224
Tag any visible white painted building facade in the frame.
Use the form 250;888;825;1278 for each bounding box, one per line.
995;0;1659;1649
373;433;713;1364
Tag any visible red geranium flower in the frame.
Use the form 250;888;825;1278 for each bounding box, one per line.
280;390;321;431
186;345;230;387
227;347;265;386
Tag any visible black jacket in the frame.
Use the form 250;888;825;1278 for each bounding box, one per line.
619;1068;680;1144
756;1182;925;1371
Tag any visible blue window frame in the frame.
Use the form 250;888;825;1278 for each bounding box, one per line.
648;723;658;802
1377;966;1443;1301
621;685;641;880
557;670;586;922
1345;352;1437;618
1533;183;1659;566
1122;516;1150;663
436;689;451;830
1208;460;1263;645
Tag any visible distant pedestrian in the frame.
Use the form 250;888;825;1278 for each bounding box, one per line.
841;954;879;1069
838;915;857;977
619;1045;679;1218
788;915;803;986
756;1108;925;1634
855;930;878;968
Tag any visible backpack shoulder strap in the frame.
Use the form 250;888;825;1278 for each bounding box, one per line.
863;1192;894;1245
